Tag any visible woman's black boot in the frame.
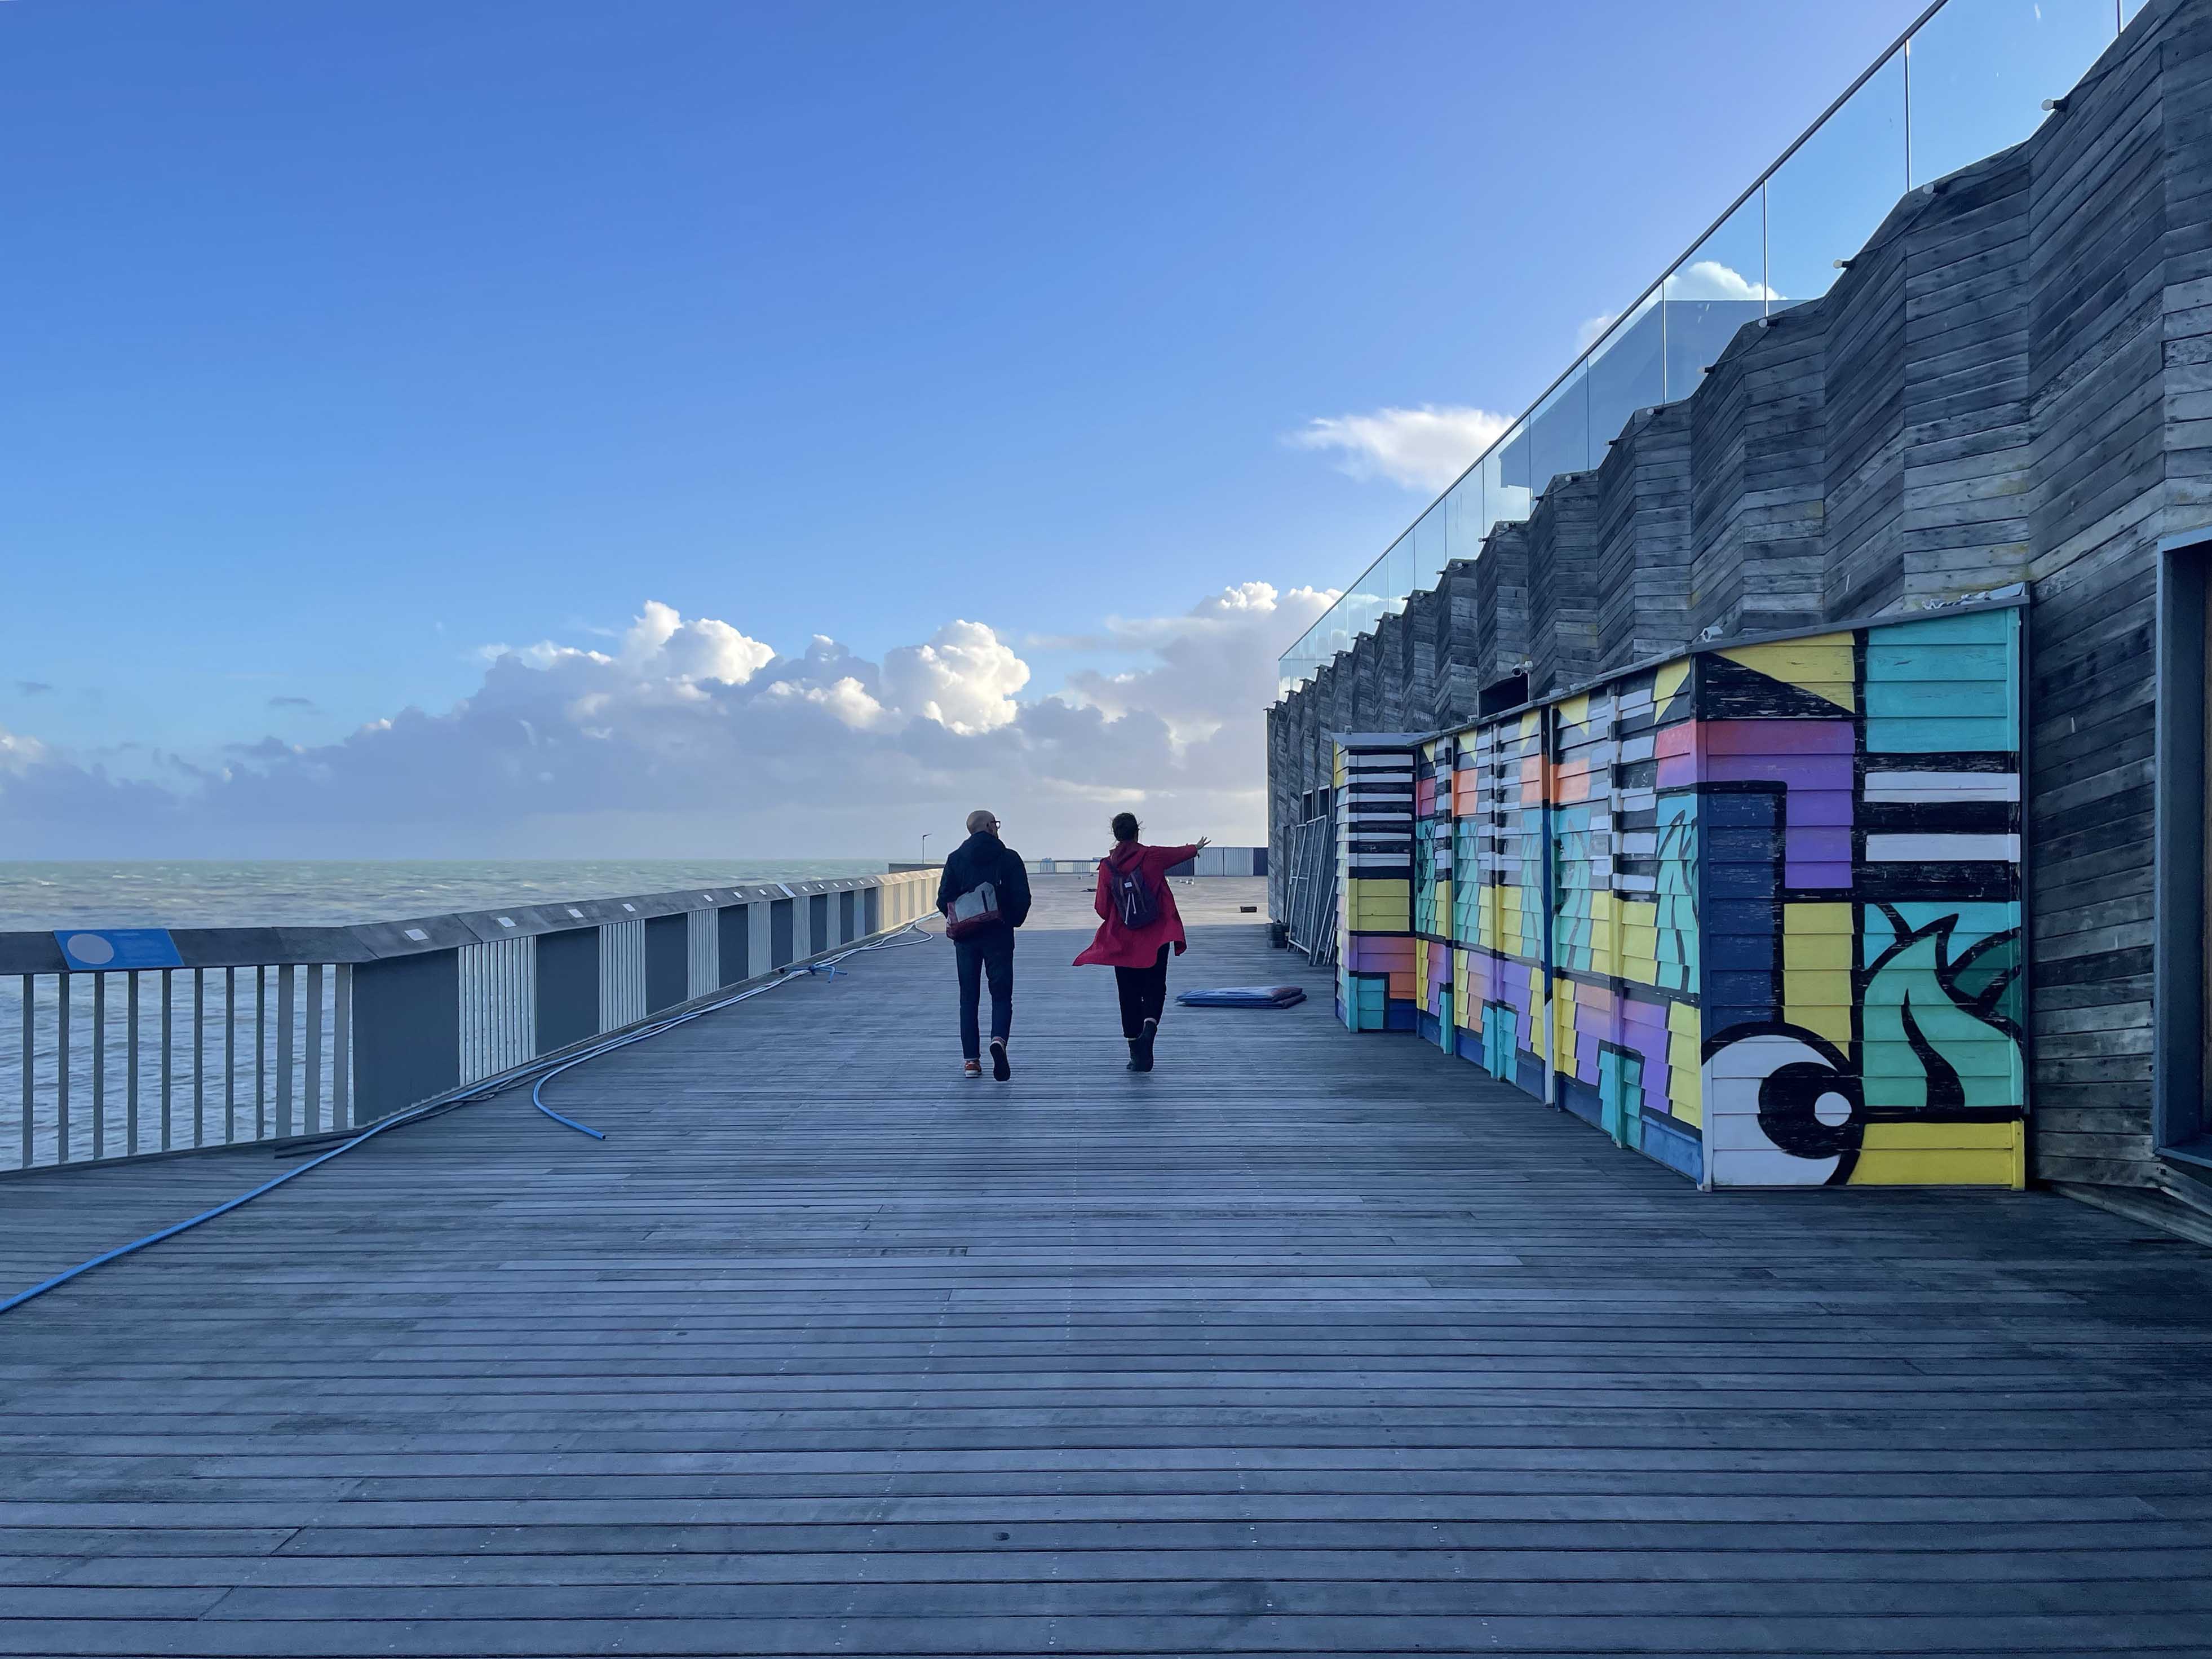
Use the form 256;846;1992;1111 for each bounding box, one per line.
1126;1039;1144;1072
1135;1018;1157;1072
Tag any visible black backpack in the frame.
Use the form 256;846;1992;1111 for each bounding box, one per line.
1107;851;1160;929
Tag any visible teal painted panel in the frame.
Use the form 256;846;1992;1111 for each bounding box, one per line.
1861;642;2012;679
1866;609;2015;647
1865;612;2017;753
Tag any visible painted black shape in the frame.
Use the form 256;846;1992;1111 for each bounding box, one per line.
1899;993;1966;1111
534;926;600;1052
1855;862;2019;904
644;913;688;1014
715;904;749;988
864;886;882;936
1861;800;2022;834
769;899;795;968
1697;652;1856;722
839;890;857;945
1950;928;2025;1043
1758;1059;1865;1161
351;948;460;1125
809;893;830;954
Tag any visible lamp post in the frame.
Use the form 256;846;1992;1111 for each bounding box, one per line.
920;832;930;866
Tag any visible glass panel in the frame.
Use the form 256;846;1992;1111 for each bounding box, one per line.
1909;0;2118;189
1443;467;1487;565
1662;192;1769;400
1527;364;1590;499
1766;51;1907;312
1382;532;1414;616
1412;501;1448;591
2122;0;2148;21
1586;293;1664;459
1484;435;1532;529
1338;550;1388;649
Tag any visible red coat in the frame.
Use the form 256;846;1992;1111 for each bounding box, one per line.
1073;843;1200;968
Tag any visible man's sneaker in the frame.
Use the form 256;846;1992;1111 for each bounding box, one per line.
963;1059;983;1078
990;1038;1011;1082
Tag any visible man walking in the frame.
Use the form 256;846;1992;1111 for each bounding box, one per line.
935;808;1032;1081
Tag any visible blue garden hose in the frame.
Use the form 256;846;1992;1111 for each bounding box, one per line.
0;922;935;1318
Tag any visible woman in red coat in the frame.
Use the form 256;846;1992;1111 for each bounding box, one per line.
1073;813;1210;1072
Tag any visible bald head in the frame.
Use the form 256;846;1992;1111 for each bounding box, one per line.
966;808;999;835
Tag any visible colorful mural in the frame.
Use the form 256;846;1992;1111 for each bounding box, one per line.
1336;741;1418;1032
1336;604;2025;1189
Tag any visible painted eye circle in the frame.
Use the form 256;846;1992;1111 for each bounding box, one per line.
1813;1091;1853;1127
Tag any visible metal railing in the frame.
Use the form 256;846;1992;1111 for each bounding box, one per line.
11;963;349;1169
1281;816;1338;968
2;871;936;1176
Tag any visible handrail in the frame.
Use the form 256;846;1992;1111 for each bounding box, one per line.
3;871;939;1175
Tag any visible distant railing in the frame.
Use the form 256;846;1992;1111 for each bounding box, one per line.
1;871;936;1175
1029;848;1269;878
1279;0;2142;696
1281;816;1338;968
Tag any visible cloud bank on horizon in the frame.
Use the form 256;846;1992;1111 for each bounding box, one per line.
0;583;1335;861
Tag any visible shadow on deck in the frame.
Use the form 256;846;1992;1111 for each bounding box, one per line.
4;899;2212;1655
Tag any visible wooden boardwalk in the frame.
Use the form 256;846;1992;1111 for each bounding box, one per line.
4;904;2212;1656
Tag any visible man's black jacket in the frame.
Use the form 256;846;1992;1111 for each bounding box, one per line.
935;831;1033;935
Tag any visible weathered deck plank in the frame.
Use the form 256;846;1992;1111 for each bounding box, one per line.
3;901;2212;1656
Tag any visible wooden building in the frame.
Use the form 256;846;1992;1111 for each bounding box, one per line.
1268;0;2212;1239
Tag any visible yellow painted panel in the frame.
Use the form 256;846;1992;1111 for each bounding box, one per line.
1557;694;1589;728
1719;636;1857;711
1667;1002;1701;1125
1552;979;1576;1070
1852;1120;2024;1188
1784;980;1853;1046
1784;905;1855;968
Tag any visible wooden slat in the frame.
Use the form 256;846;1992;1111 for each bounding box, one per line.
0;886;2208;1653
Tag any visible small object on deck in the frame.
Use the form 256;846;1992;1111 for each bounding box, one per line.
1267;922;1289;948
1174;984;1307;1008
1238;904;1258;913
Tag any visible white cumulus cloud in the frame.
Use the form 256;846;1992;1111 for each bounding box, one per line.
0;585;1324;859
1284;404;1512;492
1665;258;1779;303
879;619;1030;735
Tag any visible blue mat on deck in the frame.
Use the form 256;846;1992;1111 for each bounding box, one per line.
1174;985;1308;1008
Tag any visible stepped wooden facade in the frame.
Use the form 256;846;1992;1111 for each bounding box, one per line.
1268;0;2212;1236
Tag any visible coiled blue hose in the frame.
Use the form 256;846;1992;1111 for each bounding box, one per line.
0;922;934;1318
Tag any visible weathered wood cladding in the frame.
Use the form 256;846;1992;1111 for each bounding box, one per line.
1525;470;1604;697
1273;0;2212;1216
1596;404;1696;670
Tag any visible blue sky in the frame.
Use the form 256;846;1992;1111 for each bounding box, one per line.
0;0;1971;855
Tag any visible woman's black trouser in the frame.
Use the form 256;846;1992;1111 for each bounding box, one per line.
1113;945;1171;1039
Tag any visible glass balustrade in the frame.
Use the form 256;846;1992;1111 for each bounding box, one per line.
1279;0;2131;699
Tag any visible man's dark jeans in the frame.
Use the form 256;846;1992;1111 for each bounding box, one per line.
955;931;1014;1060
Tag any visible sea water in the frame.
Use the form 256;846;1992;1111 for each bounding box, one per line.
0;860;891;930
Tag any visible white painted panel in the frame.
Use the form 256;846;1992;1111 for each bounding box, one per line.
1862;772;2019;802
457;937;534;1085
687;908;716;999
1865;833;2021;861
598;920;645;1032
749;903;771;980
